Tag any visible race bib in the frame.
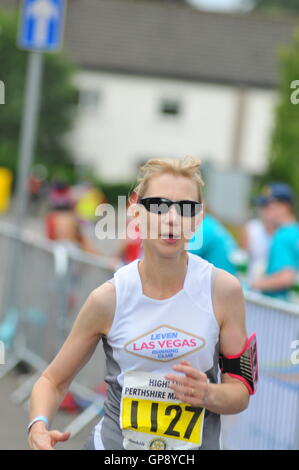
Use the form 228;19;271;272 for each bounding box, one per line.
120;371;205;450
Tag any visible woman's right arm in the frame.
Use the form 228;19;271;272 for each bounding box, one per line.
28;281;115;450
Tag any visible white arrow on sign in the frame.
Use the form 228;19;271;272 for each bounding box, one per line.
26;0;59;48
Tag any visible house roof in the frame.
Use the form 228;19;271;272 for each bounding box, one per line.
1;0;298;87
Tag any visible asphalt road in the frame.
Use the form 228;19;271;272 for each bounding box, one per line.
0;368;101;450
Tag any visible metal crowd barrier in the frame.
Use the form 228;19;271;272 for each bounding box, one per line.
0;221;114;438
222;290;299;450
1;220;299;448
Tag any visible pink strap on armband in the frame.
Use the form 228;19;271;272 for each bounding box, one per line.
219;333;258;395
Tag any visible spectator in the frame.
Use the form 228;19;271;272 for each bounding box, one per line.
250;183;299;300
188;210;237;275
240;206;275;282
45;181;99;255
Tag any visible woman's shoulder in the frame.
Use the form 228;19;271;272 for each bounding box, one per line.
87;281;116;335
212;268;243;298
90;280;116;309
211;268;244;327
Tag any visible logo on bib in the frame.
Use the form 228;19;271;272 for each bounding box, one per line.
124;324;205;362
148;438;168;450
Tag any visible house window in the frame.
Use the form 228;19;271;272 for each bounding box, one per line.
160;99;182;117
79;88;101;112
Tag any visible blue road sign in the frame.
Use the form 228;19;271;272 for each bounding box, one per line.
19;0;66;52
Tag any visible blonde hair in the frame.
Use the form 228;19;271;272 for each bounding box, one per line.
131;156;204;203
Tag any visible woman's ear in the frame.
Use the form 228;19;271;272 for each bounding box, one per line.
129;191;138;205
127;202;140;219
127;202;142;240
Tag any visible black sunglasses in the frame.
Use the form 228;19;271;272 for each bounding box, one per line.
138;197;202;217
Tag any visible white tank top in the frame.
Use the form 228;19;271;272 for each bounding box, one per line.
94;252;221;450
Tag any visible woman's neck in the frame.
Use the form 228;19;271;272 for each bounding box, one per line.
138;250;189;298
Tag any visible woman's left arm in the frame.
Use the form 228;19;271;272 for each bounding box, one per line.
165;269;251;415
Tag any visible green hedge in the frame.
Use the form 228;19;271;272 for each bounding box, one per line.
95;181;136;207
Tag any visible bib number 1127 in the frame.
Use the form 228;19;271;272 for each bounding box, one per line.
122;397;205;445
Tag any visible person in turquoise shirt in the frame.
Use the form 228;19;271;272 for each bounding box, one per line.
188;212;237;275
251;183;299;300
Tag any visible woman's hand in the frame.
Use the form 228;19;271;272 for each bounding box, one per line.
28;421;71;450
165;360;209;407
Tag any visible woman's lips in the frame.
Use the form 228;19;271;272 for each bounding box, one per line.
163;238;179;245
160;234;180;244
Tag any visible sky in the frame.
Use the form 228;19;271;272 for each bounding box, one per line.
187;0;248;12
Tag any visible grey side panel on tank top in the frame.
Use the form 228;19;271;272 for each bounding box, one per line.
81;429;96;450
201;340;221;450
199;266;221;450
100;336;124;449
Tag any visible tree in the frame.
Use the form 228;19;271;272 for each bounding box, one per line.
248;0;299;13
262;29;299;201
0;9;78;185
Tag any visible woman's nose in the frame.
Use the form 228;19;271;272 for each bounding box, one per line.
166;205;179;224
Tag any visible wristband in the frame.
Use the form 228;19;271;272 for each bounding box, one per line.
27;416;49;434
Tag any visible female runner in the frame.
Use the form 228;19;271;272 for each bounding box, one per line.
28;157;254;450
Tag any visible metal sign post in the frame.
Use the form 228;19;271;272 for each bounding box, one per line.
14;50;44;226
15;0;66;225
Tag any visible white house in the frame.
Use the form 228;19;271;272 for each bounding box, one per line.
69;69;276;183
1;0;298;186
62;0;297;184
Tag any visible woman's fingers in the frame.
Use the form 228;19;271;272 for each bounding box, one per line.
50;430;71;445
30;433;54;450
32;441;54;450
167;380;193;402
178;360;191;366
172;362;208;382
166;377;208;406
165;375;197;396
165;362;209;406
165;372;197;389
29;430;71;450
